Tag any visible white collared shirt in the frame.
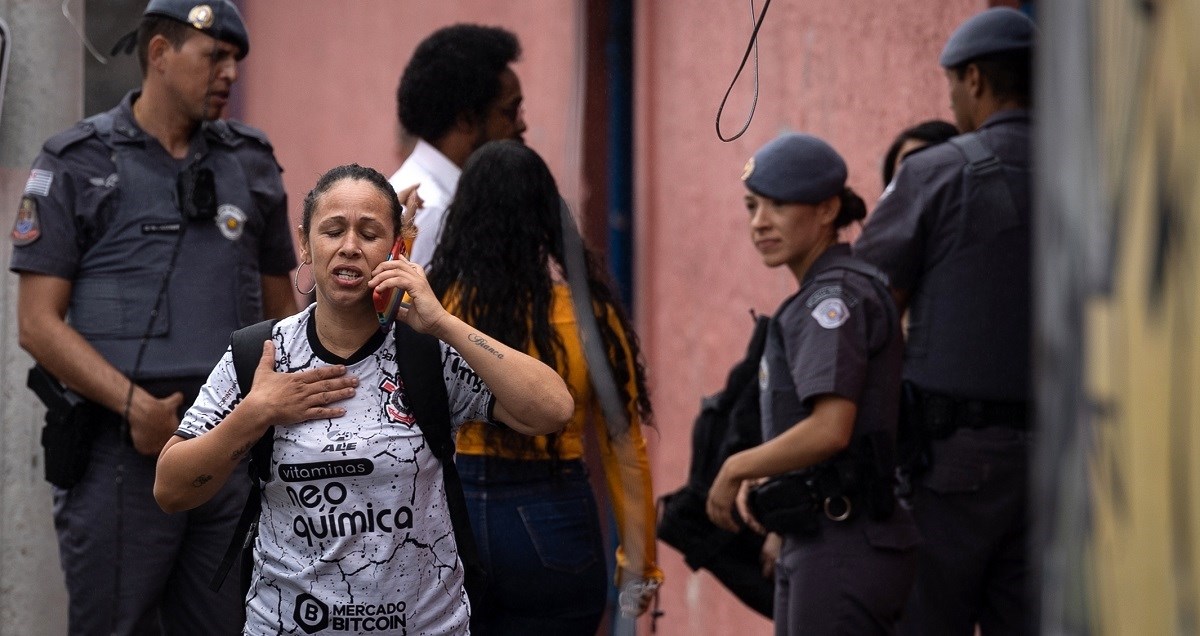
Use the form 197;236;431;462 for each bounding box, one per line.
389;139;461;267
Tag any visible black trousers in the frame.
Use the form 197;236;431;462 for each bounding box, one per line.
899;426;1031;635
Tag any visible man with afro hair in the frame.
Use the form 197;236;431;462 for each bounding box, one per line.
389;24;527;266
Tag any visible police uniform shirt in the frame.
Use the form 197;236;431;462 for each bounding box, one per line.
854;109;1032;401
176;307;496;635
8;91;297;379
761;245;903;444
761;245;919;556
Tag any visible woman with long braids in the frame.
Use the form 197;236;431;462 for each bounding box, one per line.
428;140;662;634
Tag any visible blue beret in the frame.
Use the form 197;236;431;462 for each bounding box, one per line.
742;133;847;204
144;0;250;59
940;7;1035;67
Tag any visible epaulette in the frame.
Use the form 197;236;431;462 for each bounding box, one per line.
817;255;890;288
206;119;274;151
42;120;101;156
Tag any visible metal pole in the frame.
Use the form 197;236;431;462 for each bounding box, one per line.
1034;0;1104;633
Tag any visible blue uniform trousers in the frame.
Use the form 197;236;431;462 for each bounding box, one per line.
899;426;1031;635
52;404;249;635
775;516;917;635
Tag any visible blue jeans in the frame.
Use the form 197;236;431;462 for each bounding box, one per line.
457;455;607;636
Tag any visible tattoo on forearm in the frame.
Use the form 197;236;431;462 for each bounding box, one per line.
468;333;504;359
192;474;213;488
231;440;255;460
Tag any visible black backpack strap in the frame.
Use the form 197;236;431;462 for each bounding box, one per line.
210;489;264;592
230;319;277;397
392;322;487;607
210;318;277;592
230;319;279;485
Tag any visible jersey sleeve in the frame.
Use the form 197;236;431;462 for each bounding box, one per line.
176;348;241;439
440;342;497;429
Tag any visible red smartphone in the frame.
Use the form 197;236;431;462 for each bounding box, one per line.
372;235;413;329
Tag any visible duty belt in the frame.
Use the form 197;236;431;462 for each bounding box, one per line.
921;391;1029;438
747;469;858;537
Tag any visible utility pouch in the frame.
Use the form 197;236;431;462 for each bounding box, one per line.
747;472;821;537
27;365;95;488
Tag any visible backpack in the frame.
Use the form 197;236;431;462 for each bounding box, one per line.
656;314;773;617
210;319;486;609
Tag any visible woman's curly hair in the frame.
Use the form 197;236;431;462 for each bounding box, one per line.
428;141;653;459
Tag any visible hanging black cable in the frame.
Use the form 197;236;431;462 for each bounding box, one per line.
715;0;772;142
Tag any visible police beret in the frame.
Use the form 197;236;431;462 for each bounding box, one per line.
144;0;250;59
741;133;847;204
939;7;1035;68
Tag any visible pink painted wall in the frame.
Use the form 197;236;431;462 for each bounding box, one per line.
237;1;585;246
634;2;987;633
235;1;1002;634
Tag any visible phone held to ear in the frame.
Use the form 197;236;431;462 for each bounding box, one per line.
372;234;414;330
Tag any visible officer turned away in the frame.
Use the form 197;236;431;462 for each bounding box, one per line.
855;7;1037;635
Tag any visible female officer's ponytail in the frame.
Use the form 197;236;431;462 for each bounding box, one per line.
835;187;868;229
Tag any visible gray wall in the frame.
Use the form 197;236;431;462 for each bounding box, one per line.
0;3;211;632
0;1;90;633
1;3;235;632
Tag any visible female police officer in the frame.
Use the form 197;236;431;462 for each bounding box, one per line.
706;134;919;634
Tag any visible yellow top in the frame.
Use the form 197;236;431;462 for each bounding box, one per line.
451;284;662;584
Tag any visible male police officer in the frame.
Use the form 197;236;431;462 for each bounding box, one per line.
389;24;527;266
854;8;1036;635
9;1;296;633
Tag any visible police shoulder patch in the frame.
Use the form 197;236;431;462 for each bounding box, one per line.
24;169;54;197
811;297;850;329
11;196;41;246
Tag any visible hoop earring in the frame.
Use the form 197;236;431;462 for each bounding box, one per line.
293;261;316;295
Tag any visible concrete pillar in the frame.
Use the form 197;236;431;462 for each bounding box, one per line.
0;1;82;633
